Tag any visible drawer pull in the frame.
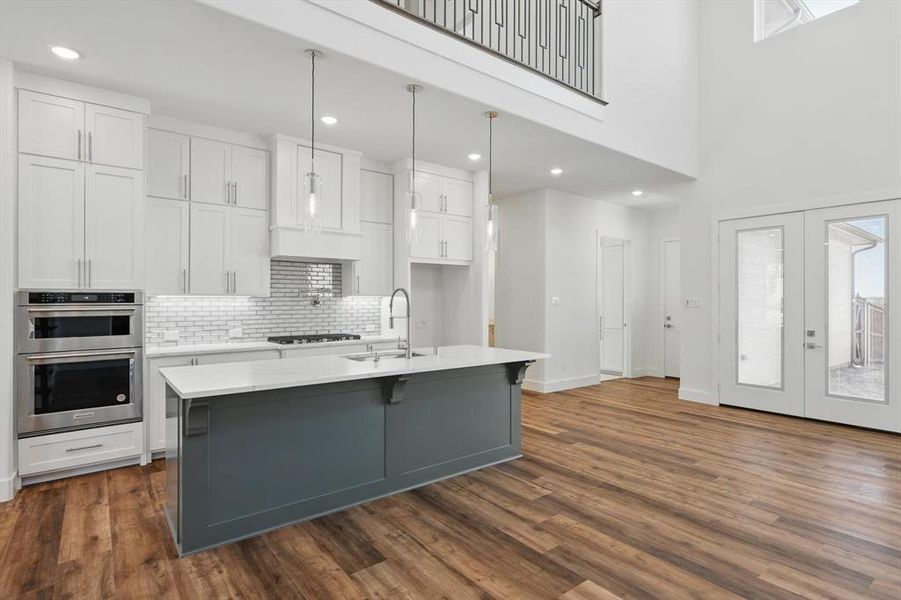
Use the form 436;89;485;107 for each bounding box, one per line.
65;443;103;453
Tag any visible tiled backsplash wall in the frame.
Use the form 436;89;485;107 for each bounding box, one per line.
145;260;383;346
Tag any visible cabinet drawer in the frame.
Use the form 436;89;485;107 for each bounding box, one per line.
18;422;143;476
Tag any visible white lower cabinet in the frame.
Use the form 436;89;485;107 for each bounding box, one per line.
145;350;280;452
19;422;143;477
145;197;190;295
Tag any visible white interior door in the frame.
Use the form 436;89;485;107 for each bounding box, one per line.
719;213;805;416
803;200;900;431
663;240;681;377
599;240;625;375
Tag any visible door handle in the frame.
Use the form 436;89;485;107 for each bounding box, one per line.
805;343;823;349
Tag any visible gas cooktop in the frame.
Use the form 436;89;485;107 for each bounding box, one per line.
267;333;362;345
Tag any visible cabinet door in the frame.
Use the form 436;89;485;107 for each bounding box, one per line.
230;208;271;297
146;356;192;453
191;137;231;205
147;129;189;200
410;212;442;259
443;215;473;262
413;173;442;213
84;103;144;169
17;155;85;288
146;197;189;295
443;177;473;217
190;203;230;294
361;170;393;224
358;221;393;296
298;146;342;230
17;90;83;162
231;145;269;210
84;165;144;288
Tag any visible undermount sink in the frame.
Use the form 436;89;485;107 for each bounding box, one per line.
344;350;426;362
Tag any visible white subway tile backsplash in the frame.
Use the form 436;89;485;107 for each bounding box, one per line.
145;260;384;346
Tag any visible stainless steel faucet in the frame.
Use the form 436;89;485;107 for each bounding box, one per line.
389;287;412;359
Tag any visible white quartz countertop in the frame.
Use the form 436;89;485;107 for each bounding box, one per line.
159;345;548;399
146;336;402;358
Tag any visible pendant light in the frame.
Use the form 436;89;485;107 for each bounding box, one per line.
406;84;423;246
485;111;499;252
302;49;323;234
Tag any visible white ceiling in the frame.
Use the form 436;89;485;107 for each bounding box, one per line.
0;0;687;206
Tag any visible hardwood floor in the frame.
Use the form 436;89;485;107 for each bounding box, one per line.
1;377;899;599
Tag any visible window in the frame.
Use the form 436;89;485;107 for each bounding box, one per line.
755;0;860;41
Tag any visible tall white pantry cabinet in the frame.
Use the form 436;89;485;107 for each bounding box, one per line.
17;87;146;289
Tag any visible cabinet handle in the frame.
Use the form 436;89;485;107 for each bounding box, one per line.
183;174;188;199
233;182;238;205
87;259;92;288
88;132;93;162
182;268;188;293
76;259;82;288
65;443;103;453
232;271;237;294
77;129;82;160
226;181;231;205
355;275;360;294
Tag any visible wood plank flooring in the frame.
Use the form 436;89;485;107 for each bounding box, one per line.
1;377;899;599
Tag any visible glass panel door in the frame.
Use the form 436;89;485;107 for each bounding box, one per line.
804;200;900;431
719;213;805;416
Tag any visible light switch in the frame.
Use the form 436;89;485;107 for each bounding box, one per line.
551;296;561;306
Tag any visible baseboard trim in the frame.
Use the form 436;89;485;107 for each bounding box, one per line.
0;470;18;503
629;367;664;378
678;387;718;405
523;374;601;394
19;457;141;487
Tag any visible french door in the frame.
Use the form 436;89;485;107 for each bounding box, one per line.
719;200;900;432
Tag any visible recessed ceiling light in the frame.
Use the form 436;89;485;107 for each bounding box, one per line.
550;168;563;176
320;116;338;125
467;153;482;161
632;189;643;196
49;45;81;60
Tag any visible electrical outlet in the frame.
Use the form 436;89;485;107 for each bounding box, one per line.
551;296;561;306
228;328;243;339
415;319;428;330
163;330;180;342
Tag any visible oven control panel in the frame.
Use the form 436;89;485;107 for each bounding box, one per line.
27;292;136;304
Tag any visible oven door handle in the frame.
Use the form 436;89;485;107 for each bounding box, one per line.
24;350;138;363
25;306;138;313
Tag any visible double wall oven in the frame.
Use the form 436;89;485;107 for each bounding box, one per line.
17;290;143;437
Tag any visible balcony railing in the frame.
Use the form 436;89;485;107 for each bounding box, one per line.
374;0;605;103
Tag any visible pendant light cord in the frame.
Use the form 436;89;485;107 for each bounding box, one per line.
310;51;316;172
411;86;416;193
488;114;493;198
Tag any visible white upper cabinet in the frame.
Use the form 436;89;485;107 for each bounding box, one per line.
190;137;231;206
410;212;442;260
361;170;393;224
84;103;144;169
230;208;270;296
18;90;82;162
145;197;189;295
231;145;269;210
298;146;343;230
443;177;474;217
147;129;189;200
443;215;474;262
18;90;144;169
17;155;85;289
414;173;442;213
84;165;144;289
190;203;230;295
358;221;393;295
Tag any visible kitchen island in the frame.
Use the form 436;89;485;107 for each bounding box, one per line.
160;345;545;555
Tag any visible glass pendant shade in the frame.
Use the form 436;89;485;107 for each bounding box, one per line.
486;201;499;252
302;171;323;234
406;187;422;246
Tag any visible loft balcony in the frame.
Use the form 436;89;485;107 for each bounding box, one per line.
375;0;605;103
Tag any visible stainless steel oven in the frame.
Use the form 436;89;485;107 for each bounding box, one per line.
17;291;143;436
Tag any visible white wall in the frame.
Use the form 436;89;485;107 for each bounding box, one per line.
678;0;901;403
0;57;16;501
496;189;678;391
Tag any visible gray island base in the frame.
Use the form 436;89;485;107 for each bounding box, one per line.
161;346;543;556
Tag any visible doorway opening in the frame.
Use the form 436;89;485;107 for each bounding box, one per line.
662;239;681;378
598;237;630;380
